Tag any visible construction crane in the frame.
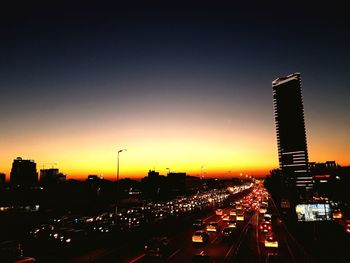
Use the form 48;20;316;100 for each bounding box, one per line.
39;163;57;170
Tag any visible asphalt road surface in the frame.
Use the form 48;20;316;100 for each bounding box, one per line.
63;186;313;263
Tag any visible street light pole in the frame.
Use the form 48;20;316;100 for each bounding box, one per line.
116;149;127;214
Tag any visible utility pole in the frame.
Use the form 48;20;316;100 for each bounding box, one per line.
116;149;126;214
201;165;205;179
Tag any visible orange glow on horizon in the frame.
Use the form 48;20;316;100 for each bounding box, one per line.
1;106;349;181
61;168;270;181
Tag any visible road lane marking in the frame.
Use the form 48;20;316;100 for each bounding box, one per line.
222;212;252;255
283;235;297;263
256;213;261;256
211;235;220;244
129;253;145;263
204;214;216;222
270;196;312;262
227;212;256;262
168;248;181;260
225;241;236;259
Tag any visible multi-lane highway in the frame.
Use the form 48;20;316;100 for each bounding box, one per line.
125;184;313;263
65;184;310;263
129;206;255;262
26;183;315;263
65;188;255;263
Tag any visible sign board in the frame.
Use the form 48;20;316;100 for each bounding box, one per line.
295;203;332;222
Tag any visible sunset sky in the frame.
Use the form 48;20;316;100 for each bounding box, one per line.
1;1;349;180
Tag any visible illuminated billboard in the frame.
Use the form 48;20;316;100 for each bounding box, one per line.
295;203;331;222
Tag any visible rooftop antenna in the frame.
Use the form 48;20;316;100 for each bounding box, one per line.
40;163;57;170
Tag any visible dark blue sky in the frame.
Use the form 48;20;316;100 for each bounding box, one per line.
1;1;349;178
2;1;349;112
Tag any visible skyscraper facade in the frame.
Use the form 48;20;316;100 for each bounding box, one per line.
10;157;38;187
272;73;313;196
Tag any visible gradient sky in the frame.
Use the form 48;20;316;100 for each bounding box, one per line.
1;1;349;180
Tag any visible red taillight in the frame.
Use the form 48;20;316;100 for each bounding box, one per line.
268;226;271;230
260;226;263;229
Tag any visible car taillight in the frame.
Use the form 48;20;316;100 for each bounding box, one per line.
259;226;263;230
268;226;271;230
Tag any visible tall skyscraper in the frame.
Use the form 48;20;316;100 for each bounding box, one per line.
272;73;313;196
10;157;38;187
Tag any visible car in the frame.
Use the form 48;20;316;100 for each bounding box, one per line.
235;204;243;211
259;206;267;214
192;231;209;244
193;219;204;228
192;251;212;263
206;222;219;232
261;200;268;207
29;224;55;244
50;227;72;242
332;210;342;219
222;214;230;221
144;237;170;258
229;210;236;216
266;252;280;263
215;209;223;216
236;212;245;221
57;229;88;247
29;224;54;239
92;223;118;234
264;213;272;223
259;222;272;233
228;220;237;228
222;227;235;239
345;222;350;234
264;234;278;248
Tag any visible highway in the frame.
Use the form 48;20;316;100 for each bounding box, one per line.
131;208;256;262
64;189;254;263
53;184;315;263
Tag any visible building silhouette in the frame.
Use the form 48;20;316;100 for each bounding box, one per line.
0;173;5;186
141;170;166;199
10;157;38;187
167;172;187;195
272;73;313;197
309;161;337;172
40;168;66;186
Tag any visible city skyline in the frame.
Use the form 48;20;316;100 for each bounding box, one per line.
1;1;349;180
